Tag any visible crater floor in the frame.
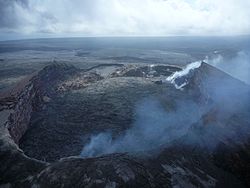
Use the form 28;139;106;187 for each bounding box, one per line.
20;77;171;161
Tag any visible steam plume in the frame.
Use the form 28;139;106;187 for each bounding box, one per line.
80;58;250;158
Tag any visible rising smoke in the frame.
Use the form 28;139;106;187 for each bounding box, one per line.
166;60;202;90
81;55;250;158
206;50;250;84
81;98;203;157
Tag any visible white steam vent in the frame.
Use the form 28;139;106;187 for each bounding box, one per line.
166;61;202;90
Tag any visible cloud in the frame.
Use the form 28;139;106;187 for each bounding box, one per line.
0;0;250;38
0;0;29;29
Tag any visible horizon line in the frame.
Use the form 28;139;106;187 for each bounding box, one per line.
0;34;250;43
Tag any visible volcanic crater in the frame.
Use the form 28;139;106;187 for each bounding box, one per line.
1;62;250;188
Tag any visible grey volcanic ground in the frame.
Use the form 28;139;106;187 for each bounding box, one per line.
0;37;250;188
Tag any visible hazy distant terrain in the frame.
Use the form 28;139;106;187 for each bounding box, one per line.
1;36;249;91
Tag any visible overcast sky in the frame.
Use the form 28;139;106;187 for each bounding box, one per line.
0;0;250;40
